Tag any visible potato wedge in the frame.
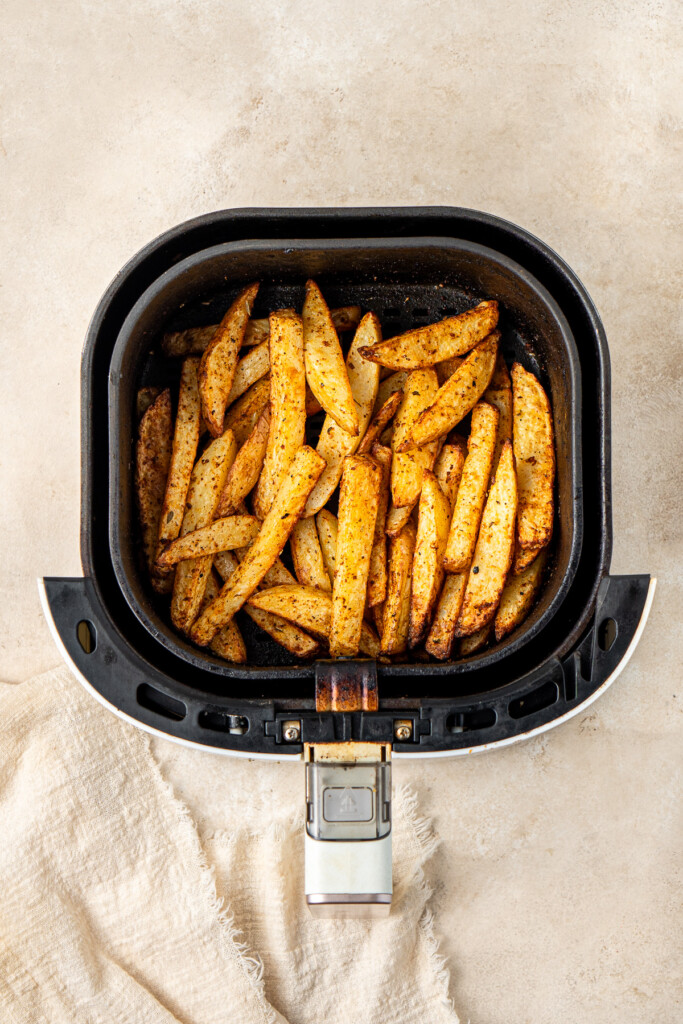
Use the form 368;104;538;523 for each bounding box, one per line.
358;301;498;369
409;471;452;647
372;601;385;637
367;444;392;607
330;455;382;657
136;385;162;421
190;446;326;645
375;370;409;411
214;551;320;659
484;353;512;471
434;438;467;509
401;332;499;450
424;574;467;660
170;429;237;633
215;406;270;517
512;362;555;551
444;403;499;572
459;623;493;656
225;340;271;406
198;282;259;437
249;584;380;657
391;369;441;508
380;518;416;655
512;543;542;575
305;385;323;417
315;510;338;584
303;313;381;516
155;358;202;568
303;280;359;436
495;548;548;640
253;310;306;519
435;356;463;386
290;517;331;590
136;389;173;582
358;388;403;454
455;440;517;637
201;572;247;663
385;501;414;538
223;375;271;446
157;515;260;566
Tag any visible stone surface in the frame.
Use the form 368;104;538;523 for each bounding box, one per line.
2;0;681;1020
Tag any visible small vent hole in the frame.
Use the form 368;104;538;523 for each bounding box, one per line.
137;684;186;721
198;711;249;735
446;708;496;733
598;618;618;652
77;620;96;654
411;307;429;318
508;682;559;720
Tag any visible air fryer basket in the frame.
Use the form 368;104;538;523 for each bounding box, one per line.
41;207;654;758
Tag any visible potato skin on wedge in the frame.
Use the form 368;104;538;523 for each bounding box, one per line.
303;280;359;436
290;517;332;591
136;388;173;587
381;518;417;656
391;368;441;508
495;548;548;641
444;402;499;573
512;362;555;552
198;282;259;437
215;405;270;517
409;471;452;647
248;584;380;657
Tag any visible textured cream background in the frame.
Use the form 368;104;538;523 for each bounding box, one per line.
2;0;681;1021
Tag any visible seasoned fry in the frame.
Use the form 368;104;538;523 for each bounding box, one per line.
380;518;416;655
495;548;548;640
512;362;555;551
424;574;467;660
444;403;499;573
358;301;498;369
198;282;259;437
401;332;499;450
512;543;542;575
136;389;172;583
372;602;385;637
249;585;380;657
290;517;332;590
223;375;271;445
391;369;440;507
303;280;359;436
385;501;414;538
225;340;271;406
155;358;202;570
367;444;392;607
408;471;452;647
190;446;326;645
157;515;260;566
375;370;410;411
357;388;403;454
162;324;221;358
459;623;493;656
315;510;338;584
435;356;463;386
201;572;247;663
137;385;162;421
303;313;381;516
215;406;270;517
455;441;517;637
253;310;306;519
330;455;382;657
434;439;467;509
484;353;512;471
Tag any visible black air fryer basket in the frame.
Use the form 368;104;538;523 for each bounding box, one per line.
42;207;654;757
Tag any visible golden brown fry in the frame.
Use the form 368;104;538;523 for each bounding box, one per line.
215;406;270;517
401;332;499;450
380;518;416;655
425;574;467;660
435;356;463;386
358;301;498;369
459;623;493;656
512;543;542;575
367;444;392;607
157;515;260;566
495;548;548;640
409;471;452;647
225;340;271;406
190;446;326;645
375;371;410;415
201;572;247;663
357;388;403;454
330;455;382;657
444;403;499;573
511;362;555;551
303;280;359;436
198;282;259;437
290;517;331;591
136;389;173;584
253;310;306;519
223;375;271;446
433;439;467;509
391;369;440;507
136;386;162;421
303;313;381;516
455;441;517;637
385;501;414;538
249;584;380;657
372;601;385;637
315;509;338;584
484;353;512;471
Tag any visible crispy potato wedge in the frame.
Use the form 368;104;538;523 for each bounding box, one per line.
435;356;463;386
455;440;517;637
136;389;173;582
214;551;320;658
484;353;512;471
215;406;270;517
200;572;247;663
330;455;382;657
253;310;306;519
385;501;414;538
380;518;416;655
170;429;237;633
495;548;548;640
375;370;410;412
357;388;403;454
459;623;493;656
434;438;467;509
409;471;452;647
303;313;381;516
402;332;499;450
190;446;326;645
511;362;555;550
372;601;385;637
424;574;467;660
136;385;162;421
512;543;542;575
158;515;260;566
367;443;392;607
444;403;499;572
391;369;441;508
223;375;271;446
358;301;498;370
249;584;380;657
155;358;202;568
290;517;332;590
225;340;271;406
303;280;359;436
198;282;259;437
315;509;338;584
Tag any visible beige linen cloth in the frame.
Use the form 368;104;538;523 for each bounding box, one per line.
0;665;458;1024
